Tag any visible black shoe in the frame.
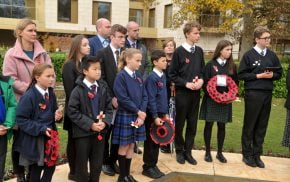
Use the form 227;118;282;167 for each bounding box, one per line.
134;144;142;154
118;175;131;182
112;163;120;174
204;152;212;162
176;153;185;164
154;166;165;177
242;156;257;167
102;164;115;176
160;146;171;154
184;153;197;165
68;173;77;181
254;156;265;168
16;174;26;182
216;153;227;163
142;167;162;179
128;175;138;182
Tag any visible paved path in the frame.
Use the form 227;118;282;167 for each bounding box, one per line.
6;150;290;182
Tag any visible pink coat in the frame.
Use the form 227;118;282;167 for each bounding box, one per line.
3;39;52;101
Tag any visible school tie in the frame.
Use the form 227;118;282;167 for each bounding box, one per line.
44;92;49;100
115;50;120;65
131;42;136;48
260;50;265;56
190;46;195;54
132;72;137;79
90;85;97;94
221;61;226;66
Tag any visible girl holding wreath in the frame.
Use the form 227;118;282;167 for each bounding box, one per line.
199;40;238;163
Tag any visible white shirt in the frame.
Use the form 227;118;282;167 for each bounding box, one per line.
124;66;135;78
153;68;163;78
110;44;121;65
97;34;109;48
127;38;137;48
217;58;227;66
254;45;267;56
35;84;49;99
83;78;99;91
182;42;196;53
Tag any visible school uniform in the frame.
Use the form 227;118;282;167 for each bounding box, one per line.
62;60;81;178
68;76;113;182
15;85;58;182
0;75;17;182
168;43;205;156
282;64;290;148
143;69;168;171
112;67;148;145
238;45;282;159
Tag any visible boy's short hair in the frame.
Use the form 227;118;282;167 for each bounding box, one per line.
151;50;166;64
254;26;270;39
183;21;201;38
81;56;100;71
110;24;127;36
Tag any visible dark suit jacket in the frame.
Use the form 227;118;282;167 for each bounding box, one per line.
285;65;290;109
89;35;104;56
96;46;124;96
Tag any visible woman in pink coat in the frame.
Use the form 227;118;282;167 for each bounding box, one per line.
2;18;52;182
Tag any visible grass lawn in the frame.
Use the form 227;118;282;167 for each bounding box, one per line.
4;98;290;175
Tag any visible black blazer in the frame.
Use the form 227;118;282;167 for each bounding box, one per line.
96;46;124;96
62;60;81;130
285;65;290;109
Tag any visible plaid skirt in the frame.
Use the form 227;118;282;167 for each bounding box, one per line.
112;111;146;145
282;109;290;147
199;96;232;123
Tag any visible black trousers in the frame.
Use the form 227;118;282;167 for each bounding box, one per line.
0;135;7;182
12;130;25;176
242;90;272;157
174;89;200;154
29;164;55;182
143;115;161;170
75;135;105;182
66;128;76;175
103;125;118;165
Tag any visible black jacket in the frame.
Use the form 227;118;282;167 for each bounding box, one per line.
96;46;124;96
67;75;113;138
285;65;290;109
62;60;81;130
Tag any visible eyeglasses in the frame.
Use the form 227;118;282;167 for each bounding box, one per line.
259;36;271;40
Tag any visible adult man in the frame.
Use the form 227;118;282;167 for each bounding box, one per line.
168;21;205;165
125;21;149;79
89;18;111;56
96;24;127;176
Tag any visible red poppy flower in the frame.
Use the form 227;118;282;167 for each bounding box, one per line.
213;66;218;72
88;92;95;99
185;58;190;64
157;81;163;88
39;103;46;110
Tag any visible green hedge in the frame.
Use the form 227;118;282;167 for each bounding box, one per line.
0;47;288;98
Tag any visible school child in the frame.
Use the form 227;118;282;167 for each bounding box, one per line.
112;48;148;182
168;21;205;165
142;50;168;179
238;26;282;168
68;56;113;182
15;64;62;182
199;40;238;163
0;75;17;182
282;64;290;150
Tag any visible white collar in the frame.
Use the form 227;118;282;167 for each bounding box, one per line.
83;78;99;89
127;38;137;47
97;34;106;43
124;66;135;77
153;68;163;78
217;58;227;65
254;45;267;56
110;44;120;54
35;84;49;98
182;42;195;53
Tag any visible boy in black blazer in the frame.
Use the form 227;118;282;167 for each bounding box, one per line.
68;56;113;182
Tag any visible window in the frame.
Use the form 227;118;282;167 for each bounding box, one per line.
129;9;143;26
58;0;78;23
148;8;155;28
92;1;111;24
0;0;35;19
199;12;222;28
164;4;173;28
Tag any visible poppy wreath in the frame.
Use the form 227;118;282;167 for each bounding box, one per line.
206;75;238;104
44;130;60;167
150;117;175;146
